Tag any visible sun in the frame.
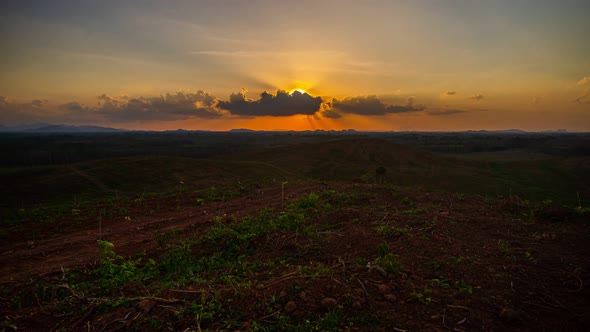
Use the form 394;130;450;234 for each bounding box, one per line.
287;80;316;95
290;88;308;95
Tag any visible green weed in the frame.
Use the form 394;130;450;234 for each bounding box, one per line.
374;253;403;274
94;240;158;290
411;287;432;304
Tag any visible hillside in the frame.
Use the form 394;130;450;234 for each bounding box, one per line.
0;138;589;330
1;138;588;210
227;138;589;204
0;182;588;331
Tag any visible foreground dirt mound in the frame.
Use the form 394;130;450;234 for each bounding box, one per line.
1;183;589;331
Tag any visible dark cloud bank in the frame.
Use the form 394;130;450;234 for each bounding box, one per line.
95;91;222;122
0;96;49;124
327;95;426;118
218;90;322;117
2;90;437;125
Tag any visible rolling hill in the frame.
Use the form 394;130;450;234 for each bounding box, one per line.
0;137;588;210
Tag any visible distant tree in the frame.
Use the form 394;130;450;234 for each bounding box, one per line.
376;166;386;184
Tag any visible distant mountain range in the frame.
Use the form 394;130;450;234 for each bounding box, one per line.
0;124;576;134
0;124;126;133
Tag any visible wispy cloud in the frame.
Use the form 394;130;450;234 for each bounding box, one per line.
190;50;277;58
572;89;590;104
427;109;466;116
577;76;590;85
53;50;158;66
190;50;344;58
445;91;457;96
469;94;484;101
157;18;257;47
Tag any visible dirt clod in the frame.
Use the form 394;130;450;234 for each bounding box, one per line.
321;297;338;309
377;284;392;294
499;308;521;324
384;294;397;303
284;301;297;313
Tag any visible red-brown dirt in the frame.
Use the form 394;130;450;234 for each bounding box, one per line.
1;182;589;331
0;182;323;283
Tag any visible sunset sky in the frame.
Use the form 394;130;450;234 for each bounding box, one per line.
1;0;589;131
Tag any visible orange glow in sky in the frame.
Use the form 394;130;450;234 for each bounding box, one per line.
1;1;589;131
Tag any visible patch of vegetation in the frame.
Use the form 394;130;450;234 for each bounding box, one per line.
410;287;433;304
91;240;158;291
401;197;413;205
374;223;409;237
373;253;403;275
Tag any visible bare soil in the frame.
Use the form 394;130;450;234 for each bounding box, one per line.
1;182;589;331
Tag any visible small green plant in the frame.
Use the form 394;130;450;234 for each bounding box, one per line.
400;207;428;215
429;278;451;289
426;261;445;271
149;318;162;329
376;243;389;257
429;277;473;295
449;255;470;264
375;223;409;237
524;251;538;264
574;206;590;215
201;186;224;201
95;240;157;289
374;253;403;274
498;239;510;254
455;280;473;295
297;193;320;210
401;197;413;205
411;287;432;304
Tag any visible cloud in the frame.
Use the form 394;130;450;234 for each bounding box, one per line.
572;89;590;104
191;50;269;58
469;94;484;101
58;101;89;113
96;91;223;122
577;76;590;85
445;91;457;96
0;97;50;124
317;100;341;118
191;50;345;59
218;89;323;116
320;109;342;119
329;95;426;116
427;109;466;116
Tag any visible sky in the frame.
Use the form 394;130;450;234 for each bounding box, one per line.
1;0;589;131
